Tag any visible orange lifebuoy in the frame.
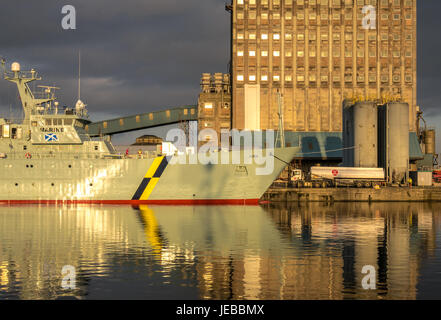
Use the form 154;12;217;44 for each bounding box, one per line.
25;152;32;159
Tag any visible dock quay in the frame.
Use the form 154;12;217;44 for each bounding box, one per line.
262;187;441;203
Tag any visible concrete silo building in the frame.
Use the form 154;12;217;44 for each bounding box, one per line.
225;0;420;165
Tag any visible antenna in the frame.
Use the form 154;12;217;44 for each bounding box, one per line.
0;57;6;76
75;51;87;115
78;51;81;100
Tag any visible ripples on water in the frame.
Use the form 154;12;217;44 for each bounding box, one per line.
0;203;440;300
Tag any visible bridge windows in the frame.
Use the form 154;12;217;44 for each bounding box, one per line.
75;120;85;128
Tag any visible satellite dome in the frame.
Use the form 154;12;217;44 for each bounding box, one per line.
11;62;20;72
75;99;86;109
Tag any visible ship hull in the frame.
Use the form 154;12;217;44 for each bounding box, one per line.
0;147;298;204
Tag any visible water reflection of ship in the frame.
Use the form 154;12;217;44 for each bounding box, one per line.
0;205;149;299
0;204;439;299
134;204;440;299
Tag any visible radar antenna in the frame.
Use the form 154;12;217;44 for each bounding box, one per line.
75;51;87;117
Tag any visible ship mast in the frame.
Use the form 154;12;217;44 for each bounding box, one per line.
2;60;55;123
75;51;87;116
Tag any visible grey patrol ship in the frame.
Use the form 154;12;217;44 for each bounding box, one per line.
0;59;298;204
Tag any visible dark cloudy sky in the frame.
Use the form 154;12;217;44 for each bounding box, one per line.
0;0;440;147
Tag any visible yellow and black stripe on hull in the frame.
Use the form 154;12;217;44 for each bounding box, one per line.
132;156;171;201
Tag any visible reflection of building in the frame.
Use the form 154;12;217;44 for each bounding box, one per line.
0;203;439;299
197;73;231;146
227;0;417;158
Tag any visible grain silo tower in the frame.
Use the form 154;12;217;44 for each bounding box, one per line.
343;101;378;168
378;102;410;184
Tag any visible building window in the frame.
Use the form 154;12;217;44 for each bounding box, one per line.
273;75;280;81
261;75;268;81
249;50;256;56
249;75;256;81
261;51;268;57
204;103;213;109
273;33;280;40
273;51;280;57
237;75;244;81
261;33;268;40
237;51;244;56
249;33;256;40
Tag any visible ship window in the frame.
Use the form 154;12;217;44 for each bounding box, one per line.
94;146;99;151
64;119;73;125
75;120;84;128
45;119;52;126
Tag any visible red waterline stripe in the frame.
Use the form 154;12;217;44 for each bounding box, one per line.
0;199;261;206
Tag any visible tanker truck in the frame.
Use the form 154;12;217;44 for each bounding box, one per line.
292;167;385;188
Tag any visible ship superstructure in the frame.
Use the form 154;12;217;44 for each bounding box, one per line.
0;59;298;204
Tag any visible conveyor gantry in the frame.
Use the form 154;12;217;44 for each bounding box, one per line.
86;105;198;137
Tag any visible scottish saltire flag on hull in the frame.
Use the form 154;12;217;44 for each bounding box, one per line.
45;133;58;142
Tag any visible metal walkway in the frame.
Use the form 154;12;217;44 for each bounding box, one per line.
86;105;198;137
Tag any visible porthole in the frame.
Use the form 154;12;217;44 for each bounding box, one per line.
15;183;18;186
68;165;72;168
51;183;55;187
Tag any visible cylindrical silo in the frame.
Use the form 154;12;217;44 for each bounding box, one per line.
380;102;410;184
425;129;436;155
343;101;378;167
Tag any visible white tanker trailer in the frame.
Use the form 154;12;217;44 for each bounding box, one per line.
293;167;385;188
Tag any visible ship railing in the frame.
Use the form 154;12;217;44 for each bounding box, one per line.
1;153;130;160
122;151;158;159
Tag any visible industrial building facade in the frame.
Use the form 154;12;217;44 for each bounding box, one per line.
197;73;232;145
229;0;417;134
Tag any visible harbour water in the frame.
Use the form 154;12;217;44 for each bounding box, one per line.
0;203;440;300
